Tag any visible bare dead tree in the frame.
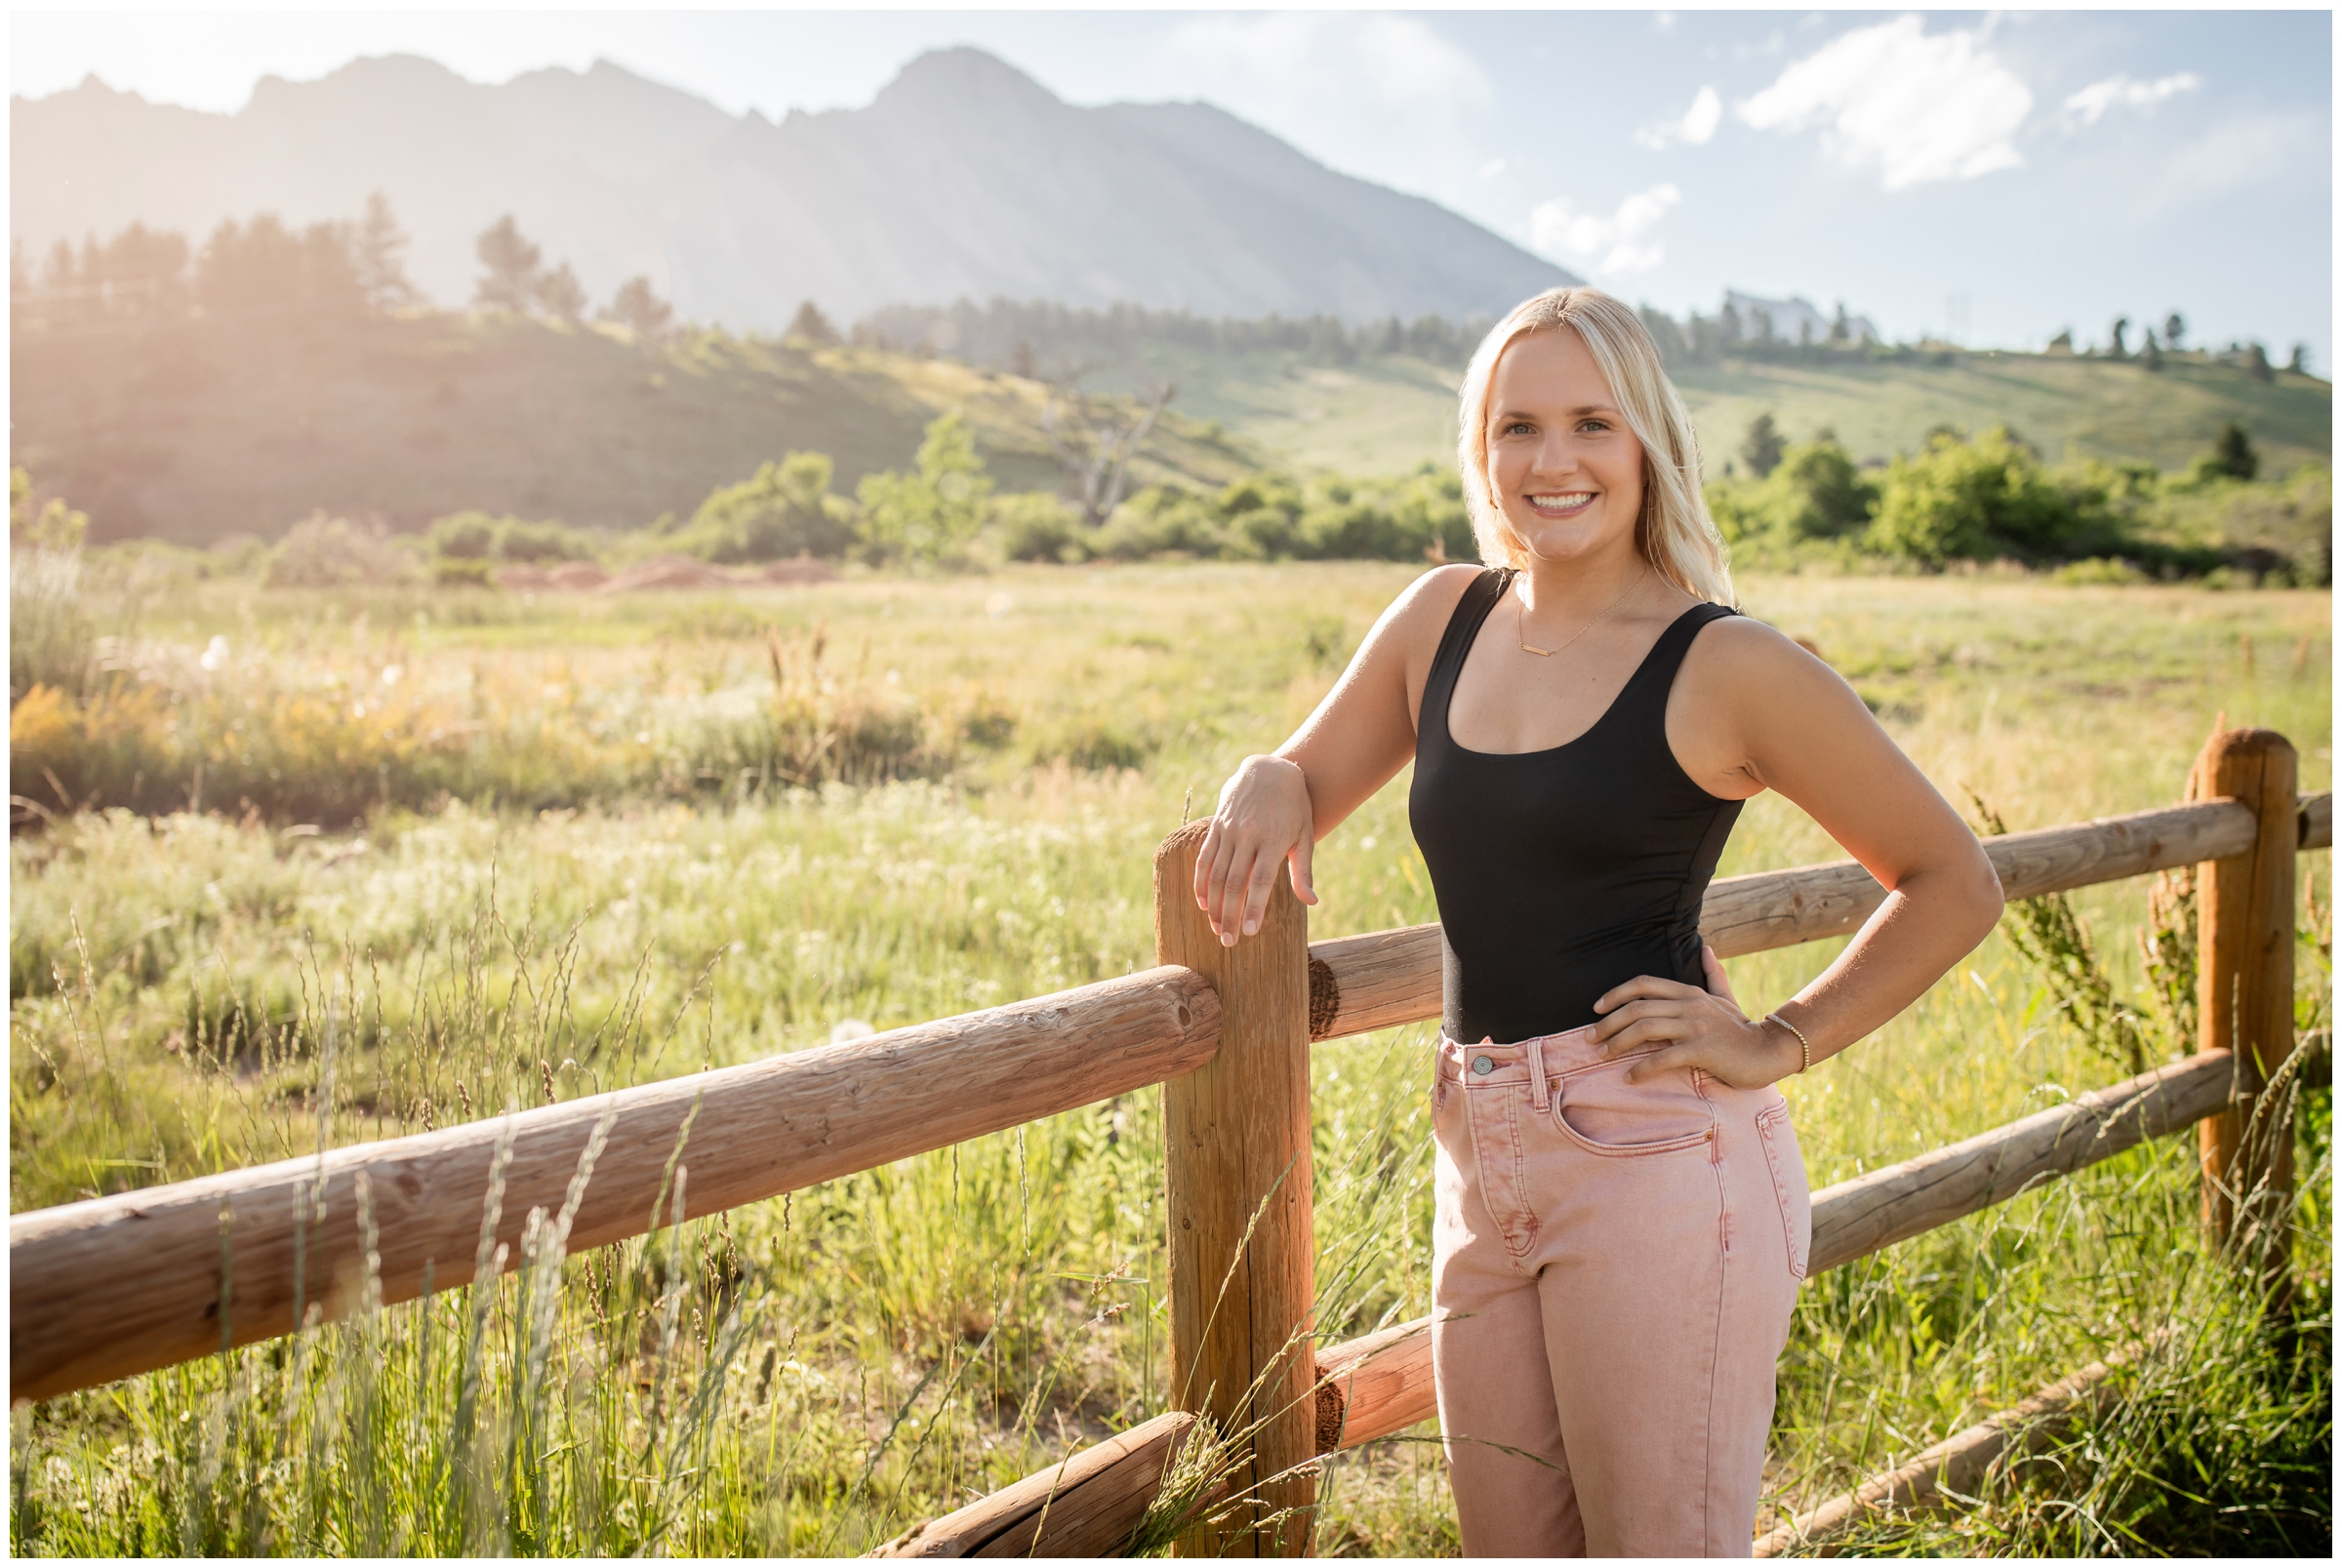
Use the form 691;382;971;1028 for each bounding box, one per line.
1041;373;1176;530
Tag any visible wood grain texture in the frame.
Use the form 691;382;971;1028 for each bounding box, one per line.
1312;1317;1435;1453
1806;1050;2235;1273
1304;796;2322;1045
873;1410;1197;1558
1751;1340;2151;1556
10;967;1221;1405
2302;789;2333;852
2193;731;2299;1249
1154;824;1318;1557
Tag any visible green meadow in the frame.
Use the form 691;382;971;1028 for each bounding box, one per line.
9;563;2331;1554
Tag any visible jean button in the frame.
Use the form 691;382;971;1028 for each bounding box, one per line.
1472;1054;1494;1076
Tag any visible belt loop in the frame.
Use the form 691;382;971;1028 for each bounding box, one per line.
1529;1032;1553;1114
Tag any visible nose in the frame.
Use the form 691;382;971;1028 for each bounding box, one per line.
1528;432;1579;480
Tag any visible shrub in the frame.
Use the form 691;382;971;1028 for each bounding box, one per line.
1867;426;2120;565
263;515;420;588
670;453;854;563
855;414;992;569
1092;488;1225;560
990;493;1084;563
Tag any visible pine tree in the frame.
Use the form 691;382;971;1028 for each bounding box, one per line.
2162;310;2186;351
353;191;417;309
2212;422;2259;481
2141;328;2163;372
602;275;674;339
787;300;840;346
1739;412;1786;479
473;216;543;312
535;261;587;325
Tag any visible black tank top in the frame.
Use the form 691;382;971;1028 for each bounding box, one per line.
1407;569;1743;1043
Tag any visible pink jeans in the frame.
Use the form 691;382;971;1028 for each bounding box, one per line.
1431;1026;1809;1557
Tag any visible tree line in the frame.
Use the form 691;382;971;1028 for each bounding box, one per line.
11;203;678;340
1713;415;2324;584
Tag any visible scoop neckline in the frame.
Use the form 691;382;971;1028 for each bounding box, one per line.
1437;584;1716;761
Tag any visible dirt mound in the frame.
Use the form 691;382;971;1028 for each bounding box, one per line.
757;556;840;585
597;554;737;592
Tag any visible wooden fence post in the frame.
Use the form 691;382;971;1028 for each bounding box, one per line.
1153;823;1317;1556
2191;728;2298;1268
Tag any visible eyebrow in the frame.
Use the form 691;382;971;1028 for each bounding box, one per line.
1493;403;1621;422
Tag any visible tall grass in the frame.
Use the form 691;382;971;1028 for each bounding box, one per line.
10;564;2331;1554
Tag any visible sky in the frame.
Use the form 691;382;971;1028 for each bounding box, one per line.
11;7;2334;367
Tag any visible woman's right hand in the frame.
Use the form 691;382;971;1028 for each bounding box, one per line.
1193;754;1317;945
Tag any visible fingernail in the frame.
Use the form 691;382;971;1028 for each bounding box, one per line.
1243;919;1258;934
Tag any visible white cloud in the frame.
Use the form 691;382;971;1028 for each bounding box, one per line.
1529;182;1681;274
1635;85;1721;149
1737;15;2033;191
2061;71;2201;129
1477;156;1508;180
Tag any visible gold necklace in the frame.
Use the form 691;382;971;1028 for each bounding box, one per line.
1515;566;1650;657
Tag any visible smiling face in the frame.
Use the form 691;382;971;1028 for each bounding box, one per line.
1483;326;1647;567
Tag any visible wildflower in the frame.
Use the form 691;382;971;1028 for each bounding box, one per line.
199;635;229;672
380;664;404;686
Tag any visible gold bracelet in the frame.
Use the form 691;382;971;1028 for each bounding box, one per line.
1766;1012;1811;1074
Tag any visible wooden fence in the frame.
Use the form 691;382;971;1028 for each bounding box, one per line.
10;728;2329;1557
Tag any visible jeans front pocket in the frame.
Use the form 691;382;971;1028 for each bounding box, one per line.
1550;1051;1717;1158
1756;1100;1811;1279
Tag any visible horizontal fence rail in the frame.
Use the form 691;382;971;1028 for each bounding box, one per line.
1306;793;2331;1043
882;1047;2244;1556
9;968;1219;1404
11;792;2329;1409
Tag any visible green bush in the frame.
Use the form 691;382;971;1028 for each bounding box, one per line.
668;453;854;563
990;492;1084;563
1866;426;2124;565
426;511;598;565
263;515;422;588
855;413;991;569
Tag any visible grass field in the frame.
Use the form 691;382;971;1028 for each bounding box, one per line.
9;563;2332;1554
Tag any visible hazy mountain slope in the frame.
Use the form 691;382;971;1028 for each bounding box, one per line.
6;313;1252;543
12;48;1572;330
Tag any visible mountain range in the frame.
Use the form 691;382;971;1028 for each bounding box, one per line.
11;48;1573;330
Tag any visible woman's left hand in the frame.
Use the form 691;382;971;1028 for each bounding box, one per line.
1591;946;1799;1089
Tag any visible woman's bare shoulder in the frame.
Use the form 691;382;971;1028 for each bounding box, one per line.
1681;610;1868;716
1379;562;1488;642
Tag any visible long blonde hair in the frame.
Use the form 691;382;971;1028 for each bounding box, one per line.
1456;287;1734;605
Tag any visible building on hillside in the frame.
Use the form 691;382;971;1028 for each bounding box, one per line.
1724;291;1878;346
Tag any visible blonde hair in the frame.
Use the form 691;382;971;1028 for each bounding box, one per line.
1456;286;1734;606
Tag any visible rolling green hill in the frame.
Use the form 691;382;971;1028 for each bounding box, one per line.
10;305;2327;547
1078;342;2332;481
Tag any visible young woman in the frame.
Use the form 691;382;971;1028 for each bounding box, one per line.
1191;287;2005;1556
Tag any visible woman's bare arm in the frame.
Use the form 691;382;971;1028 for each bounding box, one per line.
1593;620;2005;1084
1192;566;1476;945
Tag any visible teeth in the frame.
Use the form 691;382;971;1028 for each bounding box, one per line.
1528;492;1594;507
